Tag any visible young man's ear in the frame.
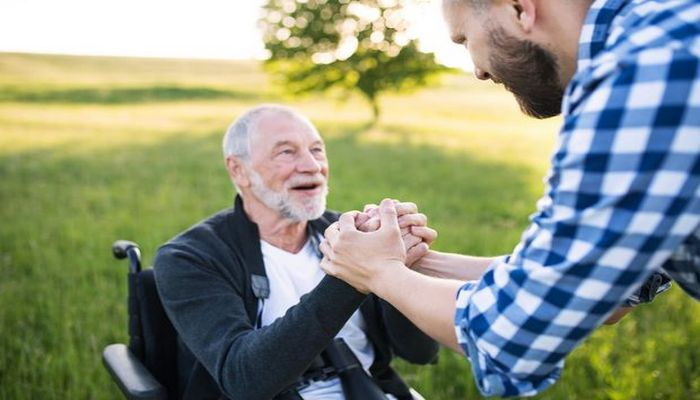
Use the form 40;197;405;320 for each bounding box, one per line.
512;0;536;33
225;156;251;188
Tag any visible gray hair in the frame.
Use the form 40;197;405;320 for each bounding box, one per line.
443;0;489;10
222;104;318;162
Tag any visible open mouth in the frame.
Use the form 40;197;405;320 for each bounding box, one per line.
289;182;324;194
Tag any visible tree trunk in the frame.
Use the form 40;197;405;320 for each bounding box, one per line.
369;96;380;125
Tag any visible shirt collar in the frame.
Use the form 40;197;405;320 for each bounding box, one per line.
577;0;632;71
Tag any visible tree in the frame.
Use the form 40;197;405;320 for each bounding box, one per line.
260;0;449;122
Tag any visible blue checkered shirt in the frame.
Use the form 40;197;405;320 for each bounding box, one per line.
454;0;700;396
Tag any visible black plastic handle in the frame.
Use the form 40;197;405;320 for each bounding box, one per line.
112;240;142;274
113;240;139;259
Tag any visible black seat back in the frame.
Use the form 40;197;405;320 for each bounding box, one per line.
134;269;178;399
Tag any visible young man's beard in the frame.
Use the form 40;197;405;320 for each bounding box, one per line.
488;26;565;119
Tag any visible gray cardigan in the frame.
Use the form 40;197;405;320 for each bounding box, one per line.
154;196;438;399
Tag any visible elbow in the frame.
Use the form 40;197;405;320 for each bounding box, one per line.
217;344;274;400
219;370;274;400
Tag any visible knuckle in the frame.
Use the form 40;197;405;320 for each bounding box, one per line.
337;231;351;243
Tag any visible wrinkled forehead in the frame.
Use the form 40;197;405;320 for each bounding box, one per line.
250;111;322;149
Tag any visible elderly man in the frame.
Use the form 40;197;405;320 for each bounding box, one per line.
320;0;699;397
154;104;438;400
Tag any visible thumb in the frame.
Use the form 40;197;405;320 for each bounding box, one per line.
339;211;360;233
378;198;399;233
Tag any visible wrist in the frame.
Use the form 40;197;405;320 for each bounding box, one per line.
411;250;442;277
370;260;407;296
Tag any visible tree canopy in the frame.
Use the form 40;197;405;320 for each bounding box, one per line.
260;0;450;121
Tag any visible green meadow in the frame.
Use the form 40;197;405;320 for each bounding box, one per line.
0;52;698;399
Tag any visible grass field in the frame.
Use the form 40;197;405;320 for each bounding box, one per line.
0;52;698;399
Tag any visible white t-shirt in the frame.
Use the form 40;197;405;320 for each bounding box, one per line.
259;237;375;400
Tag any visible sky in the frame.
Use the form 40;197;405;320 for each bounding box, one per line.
0;0;472;70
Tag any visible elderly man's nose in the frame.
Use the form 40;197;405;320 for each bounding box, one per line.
298;150;322;172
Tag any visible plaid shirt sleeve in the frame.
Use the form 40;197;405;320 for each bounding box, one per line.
454;36;700;398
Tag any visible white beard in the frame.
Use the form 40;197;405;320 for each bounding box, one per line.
247;167;327;222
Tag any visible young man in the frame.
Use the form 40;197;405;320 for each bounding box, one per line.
320;0;699;397
154;104;438;399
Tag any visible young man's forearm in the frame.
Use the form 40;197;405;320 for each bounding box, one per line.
413;251;635;325
372;262;466;353
412;250;495;281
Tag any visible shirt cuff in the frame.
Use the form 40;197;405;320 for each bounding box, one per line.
453;280;563;397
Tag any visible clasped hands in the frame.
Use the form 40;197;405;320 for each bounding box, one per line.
320;198;436;294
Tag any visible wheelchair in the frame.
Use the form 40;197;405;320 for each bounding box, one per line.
103;240;427;400
103;240;177;400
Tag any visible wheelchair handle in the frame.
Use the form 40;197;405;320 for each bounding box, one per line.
112;240;146;359
112;240;142;274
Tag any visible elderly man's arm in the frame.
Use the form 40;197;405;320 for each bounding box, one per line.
155;241;366;400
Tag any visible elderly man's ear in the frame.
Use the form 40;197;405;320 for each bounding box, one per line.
225;156;251;188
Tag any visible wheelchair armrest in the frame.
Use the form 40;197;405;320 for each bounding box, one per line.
103;344;167;400
410;387;426;400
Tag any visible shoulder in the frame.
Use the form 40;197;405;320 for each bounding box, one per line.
566;45;698;117
577;0;698;85
602;0;700;65
611;0;699;47
154;208;239;277
159;208;233;250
